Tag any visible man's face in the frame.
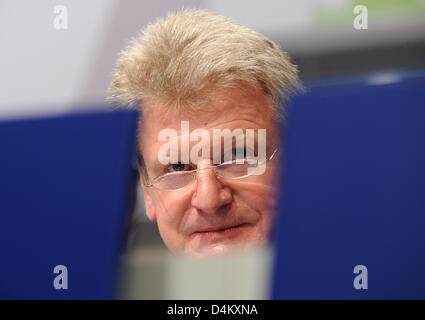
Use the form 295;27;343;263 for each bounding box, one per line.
139;85;281;257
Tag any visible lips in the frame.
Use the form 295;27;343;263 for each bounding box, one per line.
189;223;250;245
192;223;246;234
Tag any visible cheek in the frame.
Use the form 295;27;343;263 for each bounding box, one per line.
230;175;279;235
236;183;277;219
150;190;193;252
235;167;279;208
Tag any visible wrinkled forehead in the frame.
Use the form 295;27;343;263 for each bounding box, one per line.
139;85;276;141
137;86;280;167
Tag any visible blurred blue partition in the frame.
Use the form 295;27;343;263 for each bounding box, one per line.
0;109;138;299
272;71;425;299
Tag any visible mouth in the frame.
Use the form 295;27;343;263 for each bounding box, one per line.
190;223;250;243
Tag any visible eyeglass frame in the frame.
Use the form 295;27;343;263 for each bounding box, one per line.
136;148;279;191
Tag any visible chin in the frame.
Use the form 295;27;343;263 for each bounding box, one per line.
182;237;266;258
164;223;270;257
187;243;237;258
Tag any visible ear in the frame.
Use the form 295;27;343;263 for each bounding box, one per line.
141;178;157;222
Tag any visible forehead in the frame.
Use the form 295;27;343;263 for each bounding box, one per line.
139;85;277;165
140;85;274;138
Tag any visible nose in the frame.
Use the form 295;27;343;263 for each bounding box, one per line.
191;163;233;215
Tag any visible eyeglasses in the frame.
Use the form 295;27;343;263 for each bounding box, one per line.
142;148;278;191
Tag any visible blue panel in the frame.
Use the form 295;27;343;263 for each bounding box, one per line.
0;109;138;299
272;75;425;299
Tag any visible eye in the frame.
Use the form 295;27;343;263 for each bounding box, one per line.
233;148;247;159
167;162;192;173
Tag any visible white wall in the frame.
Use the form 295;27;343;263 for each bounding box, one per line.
0;0;199;119
205;0;425;54
1;0;424;119
0;0;116;118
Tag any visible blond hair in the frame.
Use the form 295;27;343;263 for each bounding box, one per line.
107;9;301;121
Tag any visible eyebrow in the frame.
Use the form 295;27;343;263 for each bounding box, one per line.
144;131;263;172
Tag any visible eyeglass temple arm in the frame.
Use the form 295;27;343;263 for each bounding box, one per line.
269;148;278;161
136;149;153;187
